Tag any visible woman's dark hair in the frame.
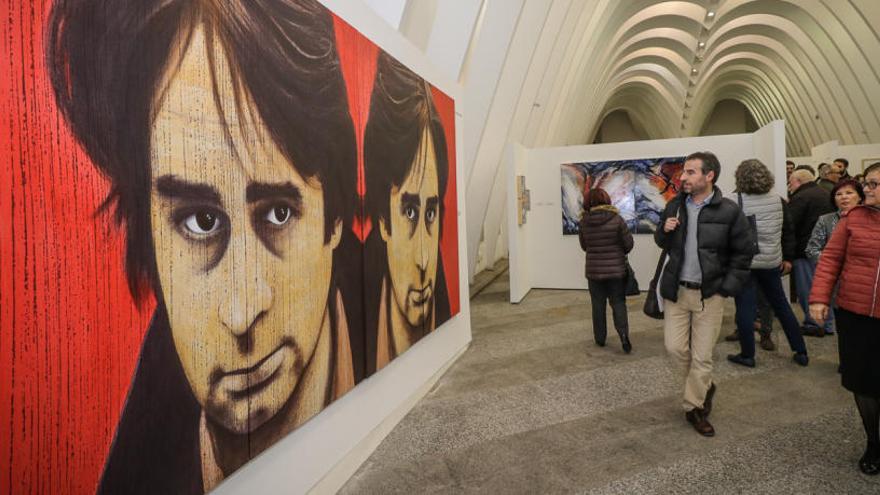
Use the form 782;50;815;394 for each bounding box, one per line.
364;51;449;233
830;179;865;209
46;0;357;302
734;159;774;195
584;188;611;208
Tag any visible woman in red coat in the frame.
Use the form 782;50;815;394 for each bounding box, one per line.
810;162;880;475
578;188;635;353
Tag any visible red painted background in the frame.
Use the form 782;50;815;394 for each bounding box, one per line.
1;4;459;494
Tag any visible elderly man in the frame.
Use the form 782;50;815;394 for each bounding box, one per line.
788;169;836;337
816;163;840;192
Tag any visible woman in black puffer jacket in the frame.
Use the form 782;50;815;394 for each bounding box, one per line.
578;188;635;352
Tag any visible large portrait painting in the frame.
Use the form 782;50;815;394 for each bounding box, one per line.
561;157;684;234
0;1;459;493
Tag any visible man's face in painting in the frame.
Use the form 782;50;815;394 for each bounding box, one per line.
149;27;340;435
380;128;441;330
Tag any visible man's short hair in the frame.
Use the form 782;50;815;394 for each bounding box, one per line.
817;162;831;176
786;160;795;166
865;162;880;176
685;151;721;184
794;164;816;175
364;51;449;233
834;158;849;168
790;169;815;184
46;0;357;301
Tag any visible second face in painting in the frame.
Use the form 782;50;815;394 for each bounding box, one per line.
365;53;453;372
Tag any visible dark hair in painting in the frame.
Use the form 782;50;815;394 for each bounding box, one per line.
364;51;449;233
685;151;720;184
46;0;357;302
734;159;774;195
584;188;611;208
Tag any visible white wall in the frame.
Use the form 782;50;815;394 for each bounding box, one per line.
363;0;407;29
794;140;880;175
213;2;472;494
508;121;786;300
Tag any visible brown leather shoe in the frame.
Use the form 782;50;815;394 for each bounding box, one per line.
759;333;776;351
685;408;715;437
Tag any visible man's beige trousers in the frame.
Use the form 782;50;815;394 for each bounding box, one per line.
663;287;725;411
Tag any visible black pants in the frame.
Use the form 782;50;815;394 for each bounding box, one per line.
587;277;629;343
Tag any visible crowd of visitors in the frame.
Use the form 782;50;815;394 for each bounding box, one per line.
578;155;880;475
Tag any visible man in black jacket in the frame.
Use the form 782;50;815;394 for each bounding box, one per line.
654;151;754;437
788;169;836;336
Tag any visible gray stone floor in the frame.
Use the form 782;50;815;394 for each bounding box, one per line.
340;275;880;494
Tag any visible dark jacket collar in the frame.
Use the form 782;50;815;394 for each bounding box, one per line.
97;304;203;494
680;185;723;207
791;181;819;197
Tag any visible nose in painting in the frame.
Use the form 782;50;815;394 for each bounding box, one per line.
217;247;273;339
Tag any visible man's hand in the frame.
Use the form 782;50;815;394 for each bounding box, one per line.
809;303;829;325
781;261;792;275
664;218;680;233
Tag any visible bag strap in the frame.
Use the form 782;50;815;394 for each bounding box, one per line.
652;199;679;281
737;192;744;209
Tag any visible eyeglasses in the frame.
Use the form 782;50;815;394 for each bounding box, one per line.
865;181;880;190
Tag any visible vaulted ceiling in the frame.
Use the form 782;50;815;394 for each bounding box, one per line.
365;0;880;280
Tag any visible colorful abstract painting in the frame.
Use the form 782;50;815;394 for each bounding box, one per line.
561;157;685;234
1;1;459;493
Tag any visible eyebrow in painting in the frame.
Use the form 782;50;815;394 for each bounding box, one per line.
155;175;222;205
246;182;303;209
401;192;421;207
426;196;440;210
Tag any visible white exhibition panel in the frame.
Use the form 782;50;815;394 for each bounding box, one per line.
793;140;880;174
213;1;472;494
508;121;786;302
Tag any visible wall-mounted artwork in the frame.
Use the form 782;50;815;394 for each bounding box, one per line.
516;175;531;225
0;1;459;493
561;157;684;234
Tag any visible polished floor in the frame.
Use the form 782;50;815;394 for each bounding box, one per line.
340;273;879;494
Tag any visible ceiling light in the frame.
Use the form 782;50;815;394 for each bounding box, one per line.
692;68;698;74
707;11;715;18
698;41;706;48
